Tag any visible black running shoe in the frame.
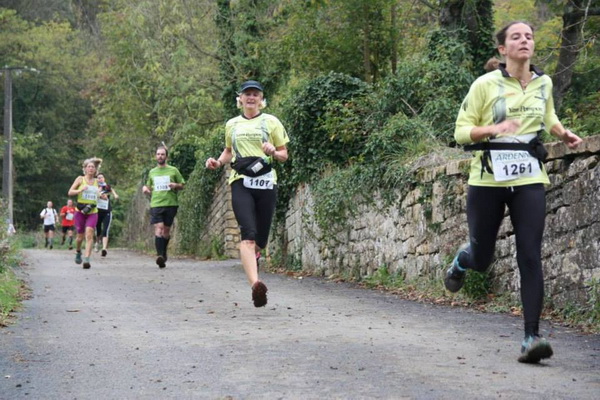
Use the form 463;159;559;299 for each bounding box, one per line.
518;335;553;363
101;249;107;257
156;255;166;269
252;281;268;307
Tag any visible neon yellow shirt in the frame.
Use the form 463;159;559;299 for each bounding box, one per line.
225;113;289;184
455;65;560;187
76;178;99;214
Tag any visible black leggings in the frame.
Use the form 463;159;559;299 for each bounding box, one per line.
96;211;113;238
231;180;277;250
459;184;546;337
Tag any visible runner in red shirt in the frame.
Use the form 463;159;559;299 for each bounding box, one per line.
60;199;77;250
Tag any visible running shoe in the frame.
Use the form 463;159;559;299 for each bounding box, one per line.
518;335;553;363
83;257;91;269
252;281;268;308
156;255;166;269
444;244;470;293
68;245;73;250
101;249;107;257
75;251;82;264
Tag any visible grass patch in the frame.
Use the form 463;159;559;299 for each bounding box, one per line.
0;234;28;327
0;267;23;326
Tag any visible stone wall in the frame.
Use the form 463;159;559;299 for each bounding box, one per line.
200;167;239;259
281;136;600;308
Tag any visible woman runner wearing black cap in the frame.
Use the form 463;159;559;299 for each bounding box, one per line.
206;80;289;307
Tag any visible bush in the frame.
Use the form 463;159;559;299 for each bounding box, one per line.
282;72;371;185
176;129;225;255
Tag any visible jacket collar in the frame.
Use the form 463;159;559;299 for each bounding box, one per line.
498;63;544;77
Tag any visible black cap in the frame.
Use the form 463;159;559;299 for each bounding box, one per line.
239;80;264;93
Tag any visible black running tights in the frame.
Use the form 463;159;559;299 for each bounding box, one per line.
460;184;546;337
231;180;277;250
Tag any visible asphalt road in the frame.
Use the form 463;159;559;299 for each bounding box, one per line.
0;249;599;400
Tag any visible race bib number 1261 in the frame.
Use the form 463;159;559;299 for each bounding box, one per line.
490;150;541;182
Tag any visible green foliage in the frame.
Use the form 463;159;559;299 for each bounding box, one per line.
559;57;600;137
89;0;223;188
215;0;291;117
170;142;201;180
0;8;96;229
282;72;370;184
555;278;600;332
364;264;405;289
462;270;493;301
375;35;475;137
176;128;225;255
273;72;371;226
0;267;20;325
198;235;227;260
0;207;23;325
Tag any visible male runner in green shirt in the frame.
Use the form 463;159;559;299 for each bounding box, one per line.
142;145;185;268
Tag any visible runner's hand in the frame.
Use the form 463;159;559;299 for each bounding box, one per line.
562;129;583;149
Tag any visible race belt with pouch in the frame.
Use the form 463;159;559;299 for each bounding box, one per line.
231;156;272;178
76;202;96;215
463;131;548;181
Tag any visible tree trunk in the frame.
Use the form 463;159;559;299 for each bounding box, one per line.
390;3;398;74
553;1;600;111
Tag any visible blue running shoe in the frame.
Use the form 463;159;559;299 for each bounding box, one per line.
444;244;469;292
518;335;553;363
75;251;82;265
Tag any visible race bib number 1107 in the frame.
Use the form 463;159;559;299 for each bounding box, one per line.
243;171;274;190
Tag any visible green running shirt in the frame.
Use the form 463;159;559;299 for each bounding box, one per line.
146;165;185;207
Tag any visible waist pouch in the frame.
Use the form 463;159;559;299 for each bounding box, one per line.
464;137;547;161
464;136;548;178
76;202;96;214
231;156;272;178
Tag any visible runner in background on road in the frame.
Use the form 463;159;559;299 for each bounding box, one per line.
40;201;58;249
68;157;107;269
205;80;289;308
445;21;583;363
95;173;119;257
142;145;185;269
59;199;76;250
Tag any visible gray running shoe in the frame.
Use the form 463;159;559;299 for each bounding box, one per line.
75;251;82;264
444;244;469;292
518;335;553;363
